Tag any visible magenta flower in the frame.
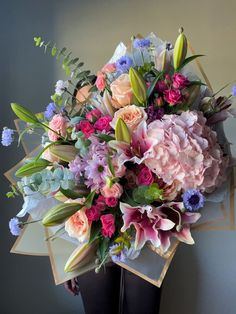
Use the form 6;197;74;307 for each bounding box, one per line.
164;89;183;106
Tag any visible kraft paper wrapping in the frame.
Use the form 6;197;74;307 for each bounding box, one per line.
4;43;236;286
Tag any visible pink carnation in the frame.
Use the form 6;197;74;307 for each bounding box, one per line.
145;111;228;193
95;72;106;91
137;165;154;185
48;114;68;141
78;120;95;138
172;73;189;89
164;89;183;105
94;115;112;132
100;214;115;238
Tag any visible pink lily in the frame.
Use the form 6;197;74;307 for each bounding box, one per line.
109;121;155;166
120;202;175;250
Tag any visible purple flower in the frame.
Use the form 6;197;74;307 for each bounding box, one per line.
1;127;14;146
133;38;151;49
109;244;126;263
146;106;165;123
183;189;205;212
44;102;57;120
9;217;22;236
232;85;236;97
55;80;69;96
115;56;133;73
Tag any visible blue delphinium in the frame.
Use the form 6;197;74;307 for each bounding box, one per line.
183;189;205;212
9;217;22;236
1;127;14;146
232;85;236;97
115;56;133;73
44;102;56;120
133;38;151;49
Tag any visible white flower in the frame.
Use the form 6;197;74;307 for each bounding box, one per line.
55;80;69;96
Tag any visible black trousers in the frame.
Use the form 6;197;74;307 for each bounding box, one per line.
77;264;162;314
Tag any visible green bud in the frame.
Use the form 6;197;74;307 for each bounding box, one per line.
129;67;147;105
42;203;82;226
49;145;79;162
173;27;188;70
15;159;51;177
115;118;131;144
11;103;39;124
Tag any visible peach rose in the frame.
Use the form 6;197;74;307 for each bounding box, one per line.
110;74;133;108
64;198;90;242
101;183;123;199
110;105;147;131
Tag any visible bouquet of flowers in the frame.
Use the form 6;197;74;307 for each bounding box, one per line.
3;28;236;285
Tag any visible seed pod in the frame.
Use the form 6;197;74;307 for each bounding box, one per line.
173;27;188;70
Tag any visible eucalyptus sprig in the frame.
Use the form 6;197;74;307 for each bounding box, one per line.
34;36;96;86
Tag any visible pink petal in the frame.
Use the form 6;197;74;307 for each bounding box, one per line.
182;212;201;224
157;218;175;231
134;223;147;250
159;231;171;252
174;227;195;245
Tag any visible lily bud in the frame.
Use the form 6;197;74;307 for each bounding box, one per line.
129;67;147;105
115;118;131;144
15;159;51;177
49;145;79;162
173;27;188;70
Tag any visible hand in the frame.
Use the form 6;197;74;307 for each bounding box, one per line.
64;277;79;296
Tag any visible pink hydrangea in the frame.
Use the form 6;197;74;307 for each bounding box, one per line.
145;111;228;193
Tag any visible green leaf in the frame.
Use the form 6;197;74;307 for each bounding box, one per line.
144;183;163;201
75;70;91;80
34;36;41;46
15;159;51;177
51;46;58;57
115;118;131;144
147;72;163;98
132;186;149;204
98;238;110;262
34;141;61;161
60;187;88;199
84;190;96;208
96;134;115;142
176;54;204;72
11;103;39;124
57;47;67;59
42;203;82;226
68;57;79;66
89;222;101;244
107;155;115;177
188;80;206;87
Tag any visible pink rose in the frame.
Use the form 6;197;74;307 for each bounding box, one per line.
48;114;68;141
95;195;106;211
110;74;133;108
102;63;116;73
101;183;123;199
86;109;102;122
172;73;189;89
86;205;101;222
164;89;183;106
105;197;118;207
137;165;154;185
95;72;106;91
156;80;168;93
100;214;115;238
78;120;95;138
65;207;90;242
94;115;112;132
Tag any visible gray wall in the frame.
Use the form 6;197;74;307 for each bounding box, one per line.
1;1;236;314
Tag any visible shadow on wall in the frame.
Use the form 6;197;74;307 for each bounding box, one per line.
0;1;84;313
